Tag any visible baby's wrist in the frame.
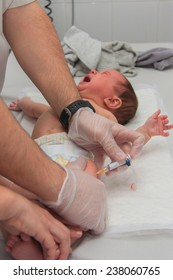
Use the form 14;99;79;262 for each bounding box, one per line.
144;126;152;141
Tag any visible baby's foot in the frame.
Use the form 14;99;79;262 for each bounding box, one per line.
6;234;44;260
9;97;31;111
9;99;21;111
6;233;61;260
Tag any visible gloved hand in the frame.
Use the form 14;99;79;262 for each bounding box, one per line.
68;108;145;162
42;157;107;235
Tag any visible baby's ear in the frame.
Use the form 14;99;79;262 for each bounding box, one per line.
104;96;122;110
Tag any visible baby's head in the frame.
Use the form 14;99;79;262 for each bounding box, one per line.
113;75;138;124
78;69;138;124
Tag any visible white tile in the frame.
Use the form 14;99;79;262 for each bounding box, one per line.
41;0;173;43
43;1;113;40
51;3;72;40
111;2;158;42
72;0;160;2
157;2;173;42
74;2;112;41
116;0;160;1
159;0;173;2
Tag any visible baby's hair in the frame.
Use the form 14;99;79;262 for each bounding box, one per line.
113;75;138;125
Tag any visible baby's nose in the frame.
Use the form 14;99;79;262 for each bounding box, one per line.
90;69;97;75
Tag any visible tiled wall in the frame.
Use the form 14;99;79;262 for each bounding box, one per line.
40;0;173;42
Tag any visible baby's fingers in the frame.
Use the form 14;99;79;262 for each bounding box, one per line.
159;114;168;120
164;124;173;131
162;132;169;137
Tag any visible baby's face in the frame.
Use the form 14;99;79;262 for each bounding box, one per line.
77;69;125;106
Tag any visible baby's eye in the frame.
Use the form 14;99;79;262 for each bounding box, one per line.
102;71;110;76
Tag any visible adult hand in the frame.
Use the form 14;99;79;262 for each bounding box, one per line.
42;157;107;235
69;108;145;161
0;187;75;260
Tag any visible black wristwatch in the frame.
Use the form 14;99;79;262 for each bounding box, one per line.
60;100;95;129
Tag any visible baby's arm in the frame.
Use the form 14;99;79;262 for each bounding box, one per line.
136;109;173;144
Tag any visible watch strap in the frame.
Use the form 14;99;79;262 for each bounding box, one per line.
60;100;95;129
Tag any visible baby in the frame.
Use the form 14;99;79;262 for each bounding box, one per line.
5;68;173;259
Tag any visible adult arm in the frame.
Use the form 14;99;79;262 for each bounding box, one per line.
0;98;65;200
3;1;80;112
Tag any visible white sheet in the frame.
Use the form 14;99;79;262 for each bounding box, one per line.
1;44;173;260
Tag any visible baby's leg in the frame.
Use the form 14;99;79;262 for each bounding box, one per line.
9;98;65;140
84;160;97;178
9;97;49;119
32;108;65;139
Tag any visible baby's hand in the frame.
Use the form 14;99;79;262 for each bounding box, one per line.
144;109;173;137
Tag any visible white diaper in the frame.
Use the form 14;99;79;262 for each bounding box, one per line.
35;132;93;166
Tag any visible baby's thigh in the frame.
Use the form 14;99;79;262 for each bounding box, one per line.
67;160;97;178
32;108;64;139
85;160;97;177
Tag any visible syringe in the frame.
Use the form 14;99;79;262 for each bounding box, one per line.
96;154;131;175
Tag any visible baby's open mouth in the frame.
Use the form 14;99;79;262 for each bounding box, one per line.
83;75;91;82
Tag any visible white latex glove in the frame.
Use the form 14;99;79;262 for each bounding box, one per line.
42;157;107;235
68;108;145;162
